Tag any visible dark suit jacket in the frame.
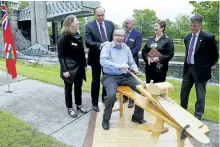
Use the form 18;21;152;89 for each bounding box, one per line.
57;33;86;81
126;29;142;66
85;20;114;66
183;30;219;82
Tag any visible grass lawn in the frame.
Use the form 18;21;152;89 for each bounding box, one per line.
0;57;219;145
0;110;70;147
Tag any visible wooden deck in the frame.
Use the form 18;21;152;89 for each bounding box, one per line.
84;102;196;147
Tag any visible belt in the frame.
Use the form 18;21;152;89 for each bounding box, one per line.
103;73;129;76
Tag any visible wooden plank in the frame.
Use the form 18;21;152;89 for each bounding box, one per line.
91;102;195;147
156;96;210;144
137;85;210;144
117;86;180;129
84;111;97;147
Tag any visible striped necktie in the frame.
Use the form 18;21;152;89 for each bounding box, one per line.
99;23;107;42
187;34;196;64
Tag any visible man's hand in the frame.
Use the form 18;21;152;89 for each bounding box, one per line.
147;57;153;65
119;64;129;70
132;68;140;74
152;57;159;62
63;72;70;78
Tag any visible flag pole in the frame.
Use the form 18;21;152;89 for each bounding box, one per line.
6;69;12;94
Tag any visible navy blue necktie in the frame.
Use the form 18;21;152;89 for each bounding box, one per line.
99;23;107;42
187;34;196;64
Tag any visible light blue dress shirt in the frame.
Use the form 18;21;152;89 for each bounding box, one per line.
100;42;138;75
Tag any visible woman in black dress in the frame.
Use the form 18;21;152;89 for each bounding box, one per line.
57;15;87;118
142;20;174;83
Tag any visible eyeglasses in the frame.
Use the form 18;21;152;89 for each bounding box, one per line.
114;34;124;37
190;25;199;28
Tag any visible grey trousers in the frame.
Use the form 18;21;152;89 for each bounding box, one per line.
101;74;144;121
180;66;207;119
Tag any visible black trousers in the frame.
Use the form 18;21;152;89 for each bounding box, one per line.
101;74;144;121
180;66;207;119
91;64;106;106
64;73;83;108
145;66;167;83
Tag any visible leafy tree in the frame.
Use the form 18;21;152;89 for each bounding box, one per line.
174;14;190;38
133;9;158;38
190;1;219;41
19;1;30;9
165;19;179;39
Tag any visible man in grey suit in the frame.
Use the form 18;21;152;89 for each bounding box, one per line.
180;15;219;120
85;6;115;112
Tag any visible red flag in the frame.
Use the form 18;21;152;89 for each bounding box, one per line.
1;1;17;79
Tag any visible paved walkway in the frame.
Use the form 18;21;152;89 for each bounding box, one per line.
0;70;92;147
0;70;218;147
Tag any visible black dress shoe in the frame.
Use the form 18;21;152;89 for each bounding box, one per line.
128;101;134;108
93;106;100;112
195;115;202;120
77;105;88;114
102;119;109;130
131;118;147;124
67;108;77;118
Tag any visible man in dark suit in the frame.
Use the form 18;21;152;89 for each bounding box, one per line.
123;17;142;108
85;6;115;112
180;15;219;120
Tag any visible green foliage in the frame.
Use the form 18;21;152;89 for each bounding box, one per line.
133;9;190;39
79;16;94;38
165;19;179;39
190;1;219;43
174;14;190;38
18;1;30;9
133;9;158;37
48;22;62;41
163;14;190;39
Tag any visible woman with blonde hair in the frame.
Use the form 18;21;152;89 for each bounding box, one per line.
57;15;87;118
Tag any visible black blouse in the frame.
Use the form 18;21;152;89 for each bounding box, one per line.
57;33;87;81
142;34;174;64
58;33;87;68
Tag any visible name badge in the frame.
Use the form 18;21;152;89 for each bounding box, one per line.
71;42;77;46
129;39;134;42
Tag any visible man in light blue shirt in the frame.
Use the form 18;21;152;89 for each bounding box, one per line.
100;27;146;130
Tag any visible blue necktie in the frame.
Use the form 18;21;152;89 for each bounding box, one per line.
187;34;196;64
99;23;107;42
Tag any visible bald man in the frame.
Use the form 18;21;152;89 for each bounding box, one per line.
123;17;142;108
85;6;115;112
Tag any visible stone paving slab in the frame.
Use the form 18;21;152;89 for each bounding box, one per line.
52;112;91;147
0;78;92;147
0;70;27;86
